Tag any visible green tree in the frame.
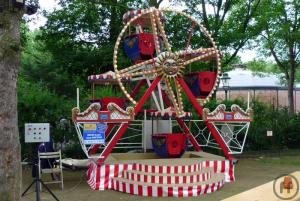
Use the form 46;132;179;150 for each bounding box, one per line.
21;30;78;98
246;60;281;73
36;0;263;94
255;0;300;116
17;77;75;156
37;0;143;85
0;0;37;200
176;0;263;68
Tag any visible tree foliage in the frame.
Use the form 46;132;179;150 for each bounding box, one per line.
21;30;78;98
18;76;75;157
255;0;300;115
37;0;145;85
36;0;264;82
175;0;263;68
246;60;280;73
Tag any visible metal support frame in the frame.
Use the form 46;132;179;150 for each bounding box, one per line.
178;77;235;161
97;77;162;164
210;122;250;154
89;79;147;156
176;118;202;151
89;123;116;155
89;75;236;163
161;90;202;151
130;79;146;98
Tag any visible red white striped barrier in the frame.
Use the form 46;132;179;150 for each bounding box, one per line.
86;159;234;197
111;178;225;197
131;162;203;174
122;169;213;184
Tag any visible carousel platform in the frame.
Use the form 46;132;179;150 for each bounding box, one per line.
86;151;235;197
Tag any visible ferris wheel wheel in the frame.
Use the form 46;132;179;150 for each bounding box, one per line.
72;7;253;164
113;7;221;116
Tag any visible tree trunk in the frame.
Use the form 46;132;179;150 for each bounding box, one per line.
287;69;295;116
0;10;23;201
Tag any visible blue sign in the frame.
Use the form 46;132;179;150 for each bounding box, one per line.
226;114;233;120
100;114;109;120
83;123;107;144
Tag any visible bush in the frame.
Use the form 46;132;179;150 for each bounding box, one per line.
238;99;299;151
201;98;300;151
18;78;75;159
282;113;300;148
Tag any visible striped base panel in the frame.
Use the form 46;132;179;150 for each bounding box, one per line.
86;159;234;197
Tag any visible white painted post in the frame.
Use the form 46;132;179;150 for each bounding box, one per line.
143;110;147;153
169;117;172;133
77;88;80;109
247;91;250;109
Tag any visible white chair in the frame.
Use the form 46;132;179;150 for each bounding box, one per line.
38;150;64;190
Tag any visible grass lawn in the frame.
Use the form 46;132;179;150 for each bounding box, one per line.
21;151;300;201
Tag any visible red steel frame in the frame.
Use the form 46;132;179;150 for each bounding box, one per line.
90;79;146;155
89;123;116;155
97;77;162;164
161;90;202;151
178;77;234;161
130;79;146;98
96;75;234;164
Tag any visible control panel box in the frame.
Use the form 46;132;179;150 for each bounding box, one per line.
25;123;50;143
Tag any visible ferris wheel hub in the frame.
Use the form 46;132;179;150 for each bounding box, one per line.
156;52;183;78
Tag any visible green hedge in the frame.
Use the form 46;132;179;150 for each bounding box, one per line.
19;80;300;159
203;98;300;151
246;100;300;151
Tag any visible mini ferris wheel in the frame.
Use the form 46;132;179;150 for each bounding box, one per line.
72;7;252;163
115;8;221;116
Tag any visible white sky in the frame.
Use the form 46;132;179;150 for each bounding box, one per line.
26;0;257;62
26;0;57;30
219;68;286;87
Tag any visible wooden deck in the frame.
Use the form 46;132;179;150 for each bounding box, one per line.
105;151;225;165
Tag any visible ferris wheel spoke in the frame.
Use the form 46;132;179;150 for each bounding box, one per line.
150;11;161;55
182;49;219;66
157;81;165;110
119;59;155;74
165;78;181;115
131;76;148;81
174;78;184;113
145;77;162;111
175;47;215;57
119;68;161;78
154;10;172;52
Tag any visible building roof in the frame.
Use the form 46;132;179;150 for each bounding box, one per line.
219;68;300;89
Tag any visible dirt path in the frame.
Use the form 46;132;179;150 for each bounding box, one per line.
21;155;300;201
